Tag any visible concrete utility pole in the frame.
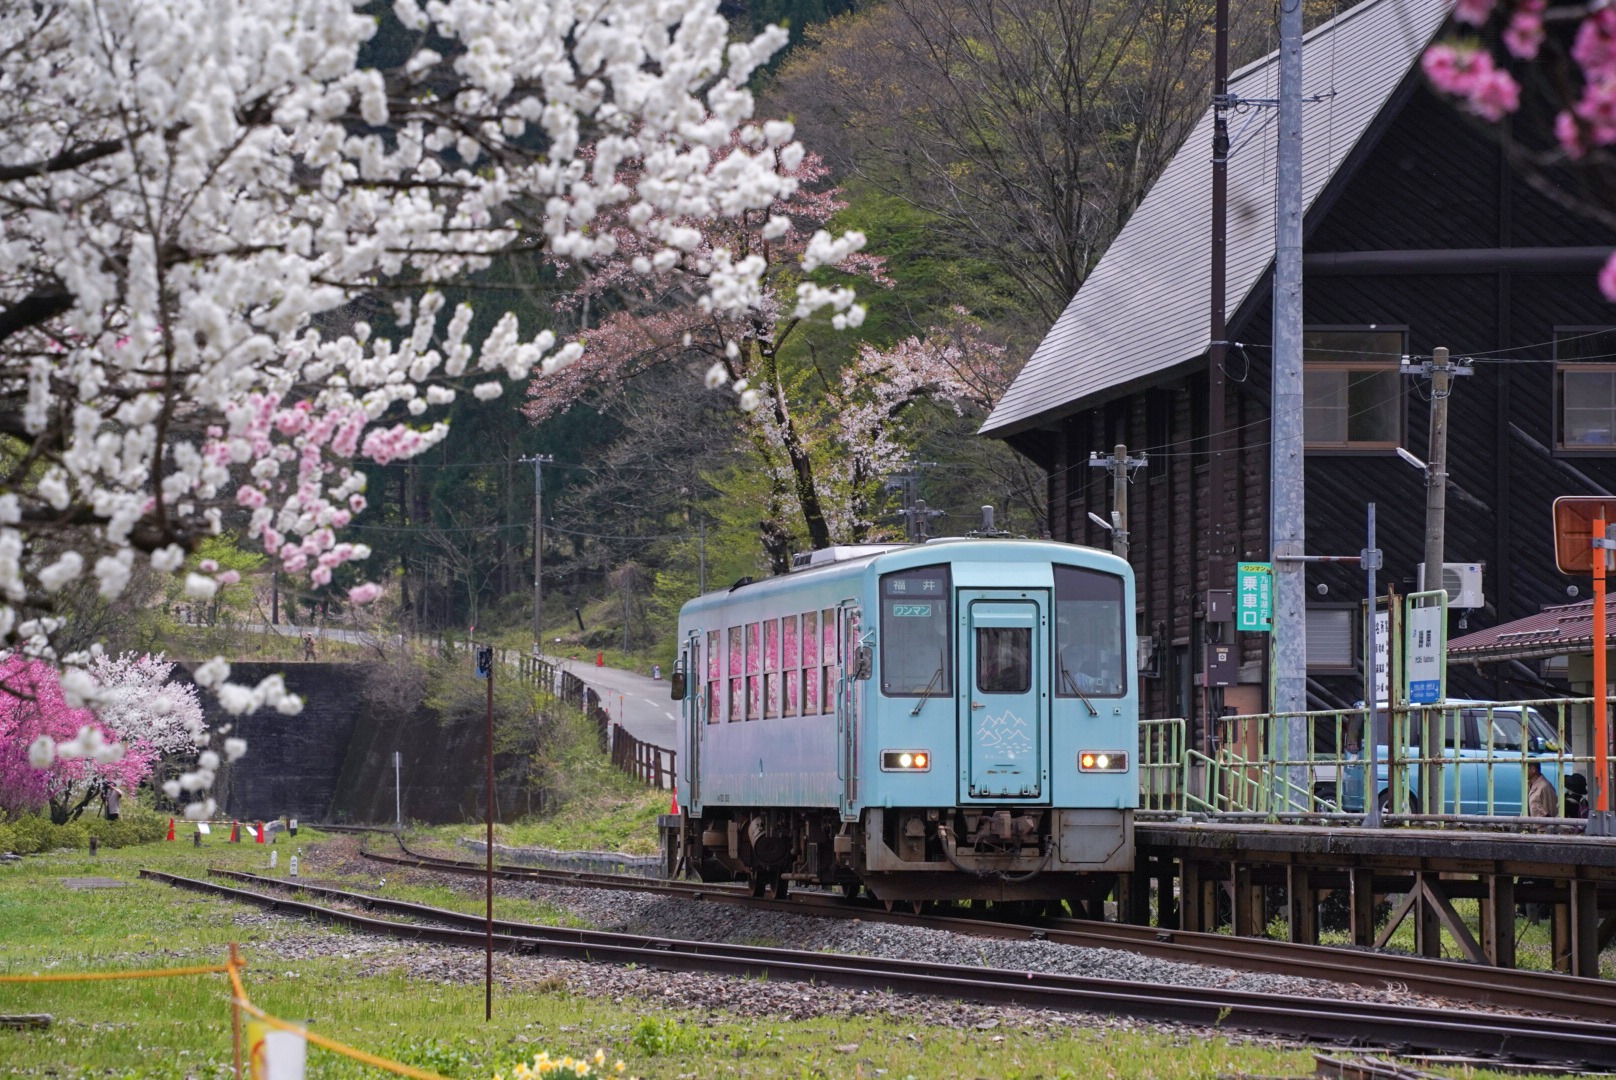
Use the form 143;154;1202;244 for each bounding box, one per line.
1271;0;1307;803
1089;444;1148;562
521;454;554;646
698;519;707;595
1423;347;1453;582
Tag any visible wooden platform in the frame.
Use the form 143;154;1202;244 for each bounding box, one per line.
1125;821;1616;976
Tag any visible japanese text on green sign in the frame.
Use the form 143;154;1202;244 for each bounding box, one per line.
1237;562;1273;632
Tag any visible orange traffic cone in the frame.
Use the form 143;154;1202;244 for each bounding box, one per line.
670;784;681;816
166;818;175;842
254;820;266;844
229;821;240;843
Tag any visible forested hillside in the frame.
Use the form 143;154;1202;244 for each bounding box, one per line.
310;0;1285;664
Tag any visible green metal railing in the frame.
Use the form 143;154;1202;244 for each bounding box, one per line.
1138;698;1598;820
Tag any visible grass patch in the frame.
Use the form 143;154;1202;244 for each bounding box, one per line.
0;834;1571;1079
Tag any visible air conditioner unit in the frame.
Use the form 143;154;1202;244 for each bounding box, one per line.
1416;561;1485;609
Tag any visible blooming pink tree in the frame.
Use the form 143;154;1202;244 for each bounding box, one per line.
825;319;1009;538
0;658;160;823
1;1;865;802
527;142;1000;571
1423;1;1616;292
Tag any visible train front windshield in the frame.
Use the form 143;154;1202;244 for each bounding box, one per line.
1053;566;1126;698
880;565;952;696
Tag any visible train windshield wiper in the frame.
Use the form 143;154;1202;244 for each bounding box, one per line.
910;664;945;716
1059;663;1099;716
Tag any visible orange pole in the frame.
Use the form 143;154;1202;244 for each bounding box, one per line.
1598;517;1611;816
228;943;243;1080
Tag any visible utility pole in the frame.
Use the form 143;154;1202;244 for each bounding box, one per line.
1207;0;1232;584
1206;0;1233;750
1404;347;1471;583
520;454;554;647
1271;0;1307;805
1089;444;1148;562
887;461;938;541
698;520;707;595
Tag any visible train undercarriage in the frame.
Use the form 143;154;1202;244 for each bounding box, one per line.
662;805;1133;904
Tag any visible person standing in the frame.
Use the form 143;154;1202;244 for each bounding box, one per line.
302;632;316;661
1527;761;1558;819
103;783;124;821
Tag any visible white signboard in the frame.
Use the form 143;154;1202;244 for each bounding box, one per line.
1372;611;1389;704
1406;600;1446;705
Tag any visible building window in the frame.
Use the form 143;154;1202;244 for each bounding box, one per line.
1557;327;1616;450
1305;607;1355;670
1302;328;1405;450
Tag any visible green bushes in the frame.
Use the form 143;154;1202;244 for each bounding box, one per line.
0;804;167;855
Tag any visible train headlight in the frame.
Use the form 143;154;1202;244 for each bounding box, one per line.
1078;751;1128;772
882;750;932;772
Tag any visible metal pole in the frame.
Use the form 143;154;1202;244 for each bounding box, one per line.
1364;504;1381;827
1422;347;1452;585
484;651;494;1021
1271;0;1308;807
1595;521;1612;833
1205;0;1231;756
394;750;402;832
1111;443;1130;563
698;520;707;595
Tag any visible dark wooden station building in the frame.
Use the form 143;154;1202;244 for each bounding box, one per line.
981;0;1616;739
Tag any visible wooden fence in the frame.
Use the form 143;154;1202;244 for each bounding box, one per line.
610;723;677;789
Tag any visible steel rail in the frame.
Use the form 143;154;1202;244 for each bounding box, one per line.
356;845;1616;1024
138;867;1614;1071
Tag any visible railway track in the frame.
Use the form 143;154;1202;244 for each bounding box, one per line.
139;867;1616;1071
358;843;1616;1024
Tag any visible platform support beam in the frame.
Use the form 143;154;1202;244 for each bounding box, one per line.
1414;874;1443;959
1232;862;1259;937
1485;874;1515;968
1572;878;1600;978
1179;860;1203;933
1349;868;1376;947
1286;865;1316;945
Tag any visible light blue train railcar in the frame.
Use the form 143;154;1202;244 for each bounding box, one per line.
662;538;1136;904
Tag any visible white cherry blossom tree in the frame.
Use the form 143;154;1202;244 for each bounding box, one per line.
1;0;863;813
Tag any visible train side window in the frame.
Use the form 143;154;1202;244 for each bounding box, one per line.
976;627;1031;693
706;630;720;725
764;620;780;718
782;615;799;717
822;608;837;713
728;626;743;722
802;611;820;713
745;622;761;721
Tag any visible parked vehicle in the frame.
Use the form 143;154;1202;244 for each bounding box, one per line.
1339;700;1575;816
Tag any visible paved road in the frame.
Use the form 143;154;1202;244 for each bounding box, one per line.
543;654;680;751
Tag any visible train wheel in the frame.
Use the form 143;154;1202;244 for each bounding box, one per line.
838;881;862;901
749;871;768;898
772;875;790;901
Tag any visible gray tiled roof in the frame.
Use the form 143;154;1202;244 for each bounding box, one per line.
981;0;1451;440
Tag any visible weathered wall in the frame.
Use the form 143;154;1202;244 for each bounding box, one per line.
181;661;538;824
326;684;537;826
205;663;362;822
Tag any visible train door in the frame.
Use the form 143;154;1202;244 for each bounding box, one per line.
958;590;1049;801
683;630;702;807
836;603;862;820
